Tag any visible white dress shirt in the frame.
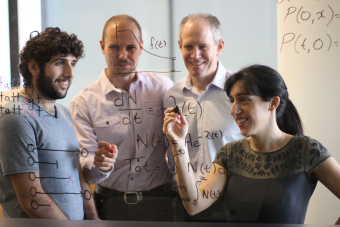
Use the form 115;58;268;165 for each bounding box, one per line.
163;62;244;184
70;70;174;192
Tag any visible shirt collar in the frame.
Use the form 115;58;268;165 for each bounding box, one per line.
209;61;227;90
183;61;226;91
99;69;144;95
184;74;193;89
134;70;147;84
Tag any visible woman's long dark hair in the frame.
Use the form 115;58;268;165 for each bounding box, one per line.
225;64;303;135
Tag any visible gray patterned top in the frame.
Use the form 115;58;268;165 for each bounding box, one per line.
213;135;331;223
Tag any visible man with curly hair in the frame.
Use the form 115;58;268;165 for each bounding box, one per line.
0;27;98;219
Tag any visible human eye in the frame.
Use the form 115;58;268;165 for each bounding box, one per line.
240;96;250;102
229;97;234;103
71;62;77;67
110;45;118;50
184;45;192;50
128;46;137;50
55;60;63;65
200;46;208;50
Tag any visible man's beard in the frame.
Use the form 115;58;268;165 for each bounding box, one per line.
36;68;70;100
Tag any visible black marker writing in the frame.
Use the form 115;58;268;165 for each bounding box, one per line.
31;200;53;211
114;23;180;74
27;156;58;169
27;144;89;157
202;189;220;200
0;77;20;90
30;187;92;200
28;172;73;183
281;32;338;53
150;37;166;49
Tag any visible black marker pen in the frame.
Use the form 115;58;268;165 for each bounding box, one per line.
173;105;180;115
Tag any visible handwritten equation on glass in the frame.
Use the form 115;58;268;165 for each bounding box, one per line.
278;0;340;54
0;84;226;215
114;23;179;74
25;144;91;211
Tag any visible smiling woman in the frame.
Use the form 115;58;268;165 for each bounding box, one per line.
225;65;304;137
163;64;340;224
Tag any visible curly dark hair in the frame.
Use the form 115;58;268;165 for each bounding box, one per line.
18;27;84;88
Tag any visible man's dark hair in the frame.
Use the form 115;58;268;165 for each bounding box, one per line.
18;27;84;88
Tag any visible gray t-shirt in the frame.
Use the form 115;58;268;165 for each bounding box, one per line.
213;135;331;224
0;96;84;219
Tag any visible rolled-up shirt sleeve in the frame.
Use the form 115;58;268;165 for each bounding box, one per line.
69;98;113;185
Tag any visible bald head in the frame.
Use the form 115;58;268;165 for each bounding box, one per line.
102;14;142;43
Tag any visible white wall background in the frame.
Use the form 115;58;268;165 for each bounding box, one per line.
40;0;277;108
170;0;277;82
0;0;10;92
41;0;173;107
18;0;42;87
277;0;340;224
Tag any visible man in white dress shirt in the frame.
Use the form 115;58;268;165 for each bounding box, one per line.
70;14;174;221
163;13;244;221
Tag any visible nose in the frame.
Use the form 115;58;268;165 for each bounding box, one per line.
64;63;74;78
118;48;128;60
190;47;201;59
230;102;241;116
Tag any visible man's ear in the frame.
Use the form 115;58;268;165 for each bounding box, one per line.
178;40;183;50
28;59;39;78
99;40;105;54
216;39;224;57
270;96;280;111
139;40;144;55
